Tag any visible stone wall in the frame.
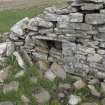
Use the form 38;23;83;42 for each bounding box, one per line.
9;0;105;80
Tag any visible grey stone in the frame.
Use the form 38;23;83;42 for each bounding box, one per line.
20;47;33;65
98;26;105;33
9;32;19;40
87;54;102;62
73;79;86;90
68;95;82;105
27;18;38;31
0;66;11;82
59;83;72;90
97;49;105;55
36;60;49;71
69;13;83;22
44;13;58;22
96;72;105;79
25;35;34;47
50;63;66;79
44;6;57;13
67;6;78;13
81;3;103;10
11;17;29;35
6;42;15;56
0;42;7;56
100;9;105;13
79;47;95;54
36;17;53;28
68;23;92;31
99;42;105;48
32;52;48;61
14;41;24;46
56;8;70;15
49;47;62;57
85;14;105;25
57;15;69;29
58;93;65;98
13;51;25;69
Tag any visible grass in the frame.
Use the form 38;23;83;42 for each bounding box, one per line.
0;55;102;105
0;0;66;33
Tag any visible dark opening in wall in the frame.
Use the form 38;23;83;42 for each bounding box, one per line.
32;38;62;63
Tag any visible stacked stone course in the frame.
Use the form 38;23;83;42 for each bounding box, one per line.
8;0;105;79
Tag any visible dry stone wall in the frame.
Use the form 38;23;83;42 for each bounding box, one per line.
8;0;105;80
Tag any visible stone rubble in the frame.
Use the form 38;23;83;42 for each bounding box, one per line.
3;0;105;80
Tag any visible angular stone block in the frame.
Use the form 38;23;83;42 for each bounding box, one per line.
81;3;103;10
57;15;69;29
85;14;105;25
69;13;83;22
44;13;58;22
69;23;93;31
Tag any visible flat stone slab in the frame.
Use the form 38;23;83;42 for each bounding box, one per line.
81;3;103;10
85;14;105;25
69;13;83;22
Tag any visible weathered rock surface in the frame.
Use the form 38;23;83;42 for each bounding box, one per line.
68;95;82;105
